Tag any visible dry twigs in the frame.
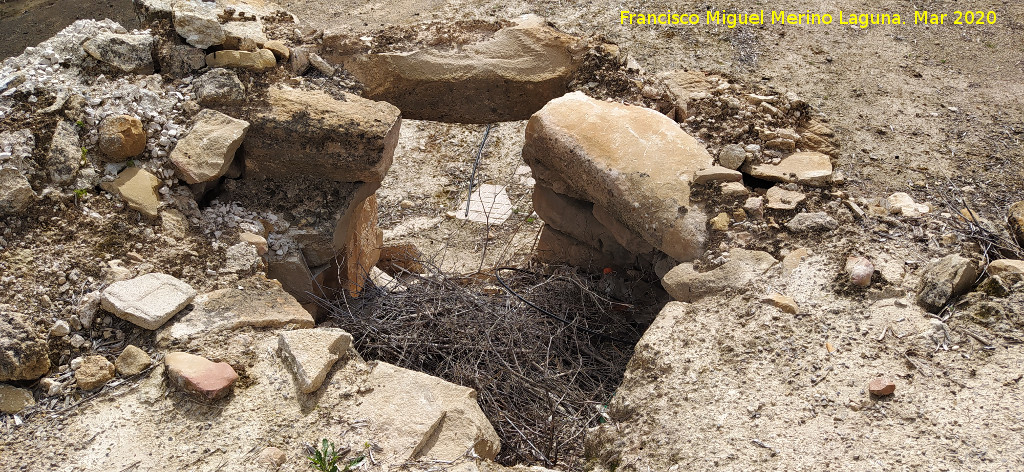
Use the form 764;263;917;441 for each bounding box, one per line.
323;264;651;470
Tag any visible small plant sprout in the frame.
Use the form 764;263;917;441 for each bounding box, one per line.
79;146;88;165
305;439;341;472
73;188;87;199
75;120;85;128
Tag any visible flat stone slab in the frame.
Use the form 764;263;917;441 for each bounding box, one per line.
746;151;833;187
277;328;352;393
157;276;314;345
164;352;238;400
101;273;197;330
456;184;513;225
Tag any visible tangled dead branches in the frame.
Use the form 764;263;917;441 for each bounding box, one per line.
322;264;656;470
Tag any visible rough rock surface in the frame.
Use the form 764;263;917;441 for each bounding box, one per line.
98;115;146;161
157;43;206;78
661;249;777;302
103;167;161;217
82;31;155;74
917;254;979;313
356;362;501;461
172;1;225;49
523;91;713;262
101;272;197;330
75;355;115;390
0;309;50;381
164;351;238;400
785;212;839;232
169;109;249;184
765;185;806;210
193;68;245;106
0;168;37;214
205;49;276;71
339;15;584;123
745;151;833;187
0;384;35;413
244;86;401;183
46;120;82;184
278;328;352;393
1009;201;1024;247
115;345;152;376
157;276;315;346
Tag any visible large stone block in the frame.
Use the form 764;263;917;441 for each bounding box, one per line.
523;92;713;262
338;15;584;123
170;109;249;184
244;86;401;183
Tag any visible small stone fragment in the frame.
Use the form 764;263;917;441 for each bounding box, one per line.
257;447;287;468
765;294;799;314
0;168;38;215
101;273;197;330
0;384;35;413
309;52;334;76
239;232;268;256
193;68;246;107
1008;201;1024;247
720;181;749;198
173;1;225;49
278;328;352;393
709;212;730;231
115;345;152;376
846;256;874;287
868;377;896;396
718;144;746;170
747;151;833;187
98;115;146;161
49;320;70;337
164;352;238;400
103;167;162;218
886;192;929;217
782;248;811;276
75;355;115;390
917;254;978;313
205;49;276;71
170;109;249;184
82;32;155;74
694;166;742;184
765;186;806;210
786;212;839;232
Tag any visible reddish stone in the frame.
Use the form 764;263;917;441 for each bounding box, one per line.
868;377;896;396
164;352;238;400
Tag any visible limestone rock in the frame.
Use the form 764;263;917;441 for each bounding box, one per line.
0;309;50;381
83;32;155;74
339;14;584;123
46;120;81;184
523;91;713;262
662;249;777;302
289;45;310;75
536;225;635;272
1008;201;1024;247
49;320;70;337
278;328;352;393
846;256;875;287
264;40;290;60
745;152;833;187
657;70;713;120
172;1;225;49
170;109;249;184
591;204;655;255
533;185;633;258
101;272;197;330
160;208;190;239
886;192;929;217
193;68;245;107
354;362;500;461
0;384;35;413
266;248;326;304
709;212;730;231
257;447;286;467
693;165;742;184
765;294;799;314
104;167;161;217
718;144;747;170
987;259;1024;282
157;275;314;346
765;186;806;210
205;49;276;71
221;242;260;274
340;194;383;296
115;345;152;376
0;168;37;215
245;86;401;183
868;377;896;396
785;212;839;232
222;20;268;50
75;355;115;390
309;53;334;75
239;232;268;255
158;44;206;78
98;115;146;161
164;352;238;400
917;254;978;313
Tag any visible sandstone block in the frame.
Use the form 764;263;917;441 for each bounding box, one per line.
75;355;114;390
164;352;238;400
170;109;249;184
101;272;197;330
277;328;352;393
